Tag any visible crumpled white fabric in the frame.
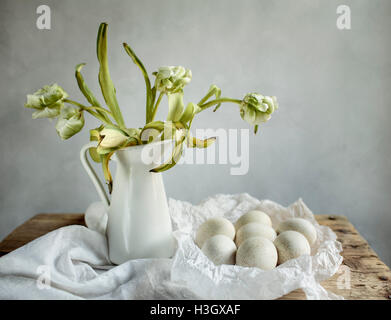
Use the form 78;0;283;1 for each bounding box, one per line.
0;193;343;300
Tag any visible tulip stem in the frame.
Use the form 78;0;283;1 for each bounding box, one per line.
197;98;242;112
63;98;85;109
84;109;113;125
150;92;164;122
64;99;114;125
83;106;113;117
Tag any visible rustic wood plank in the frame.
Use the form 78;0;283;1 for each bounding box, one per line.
0;213;390;300
0;214;84;255
281;215;391;300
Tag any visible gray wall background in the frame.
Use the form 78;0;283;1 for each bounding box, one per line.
1;0;390;266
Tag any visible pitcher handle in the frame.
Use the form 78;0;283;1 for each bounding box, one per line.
80;142;110;208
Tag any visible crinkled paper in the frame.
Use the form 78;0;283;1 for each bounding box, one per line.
169;193;343;300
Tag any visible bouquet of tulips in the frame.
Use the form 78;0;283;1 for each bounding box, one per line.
24;23;278;192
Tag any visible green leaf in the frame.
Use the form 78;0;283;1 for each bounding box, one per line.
167;91;184;122
101;151;114;193
142;120;166;132
89;147;102;163
90;125;104;142
150;129;186;173
198;85;222;111
123;43;154;123
75;63;111;123
180;102;199;124
161;121;181;141
187;136;216;148
151;86;157;108
97;23;125;128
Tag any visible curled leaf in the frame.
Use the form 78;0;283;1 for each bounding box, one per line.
90;125;104;142
101;151;114;193
197;84;221;112
97;23;125;128
75;63;110;123
187;136;216;148
140;121;165;142
89;147;102;163
150;129;186;173
123;43;153;123
180;102;199;125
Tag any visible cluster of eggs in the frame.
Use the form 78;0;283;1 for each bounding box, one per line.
195;210;317;270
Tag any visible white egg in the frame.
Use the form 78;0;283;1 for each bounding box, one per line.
235;222;277;247
201;235;237;265
236;237;278;270
196;217;235;248
235;210;272;231
274;231;311;265
277;218;317;245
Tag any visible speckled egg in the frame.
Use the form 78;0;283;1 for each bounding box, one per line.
196;217;235;248
236;236;278;270
235;222;277;247
274;230;311;264
277;218;317;245
201;234;237;265
235;210;272;231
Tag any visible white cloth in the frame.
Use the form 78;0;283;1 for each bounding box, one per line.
0;194;343;300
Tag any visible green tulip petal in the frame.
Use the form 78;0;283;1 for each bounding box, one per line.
55;106;85;140
25;84;68;119
153;66;192;94
32;106;61;119
25;94;42;109
240;93;277;126
98;126;128;149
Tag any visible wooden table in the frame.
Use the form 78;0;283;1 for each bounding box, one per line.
0;214;390;300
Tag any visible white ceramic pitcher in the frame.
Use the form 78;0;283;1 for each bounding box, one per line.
80;139;175;264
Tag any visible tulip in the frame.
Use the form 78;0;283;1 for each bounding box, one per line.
240;93;278;126
55;105;85;140
153;66;192;94
99;127;128;149
25;84;68;119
